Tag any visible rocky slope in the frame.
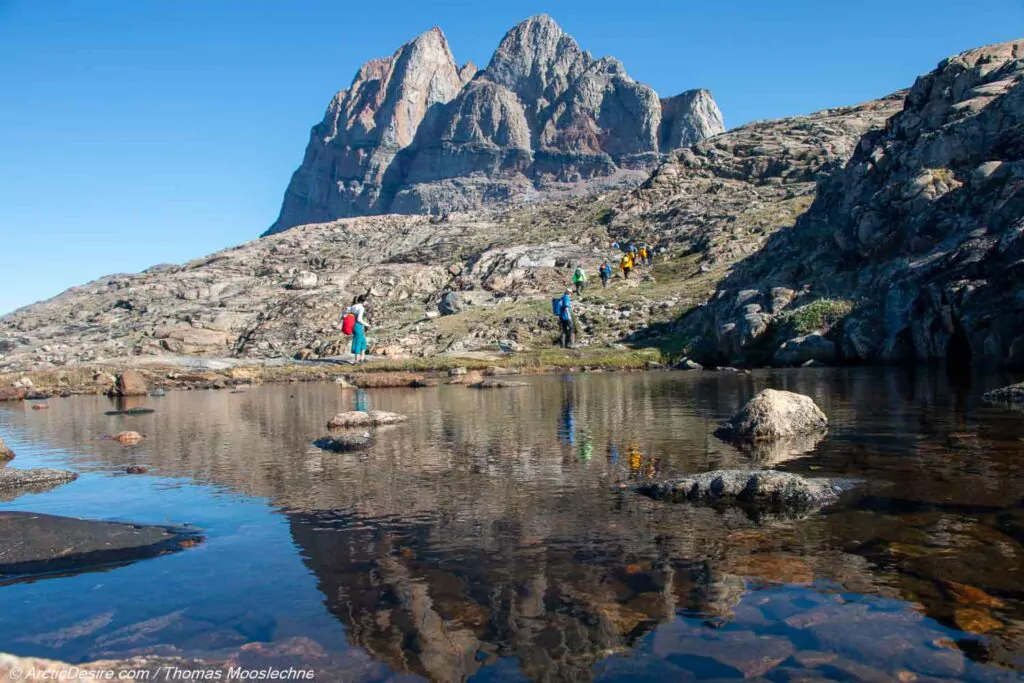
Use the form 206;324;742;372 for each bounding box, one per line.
674;39;1024;368
7;39;1022;373
0;96;900;374
268;15;724;233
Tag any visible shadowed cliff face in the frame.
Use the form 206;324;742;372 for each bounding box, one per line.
267;15;724;233
674;39;1024;369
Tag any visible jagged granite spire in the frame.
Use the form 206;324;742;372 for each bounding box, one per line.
266;15;725;234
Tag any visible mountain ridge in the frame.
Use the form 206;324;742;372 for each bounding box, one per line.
266;15;724;234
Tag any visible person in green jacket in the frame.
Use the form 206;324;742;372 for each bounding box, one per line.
572;266;587;295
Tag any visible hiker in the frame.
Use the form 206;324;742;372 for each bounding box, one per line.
638;245;648;268
599;260;612;287
620;252;634;279
645;245;654;267
555;288;574;348
345;294;371;363
572;265;587;295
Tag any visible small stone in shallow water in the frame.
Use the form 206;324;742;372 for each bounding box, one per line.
114;431;144;445
313;433;372;452
125;466;149;474
953;607;1003;634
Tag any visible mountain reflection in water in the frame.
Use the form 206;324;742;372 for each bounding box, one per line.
0;369;1022;680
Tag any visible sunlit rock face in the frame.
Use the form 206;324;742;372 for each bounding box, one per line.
267;15;724;233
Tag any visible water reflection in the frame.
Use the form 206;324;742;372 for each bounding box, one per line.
0;369;1022;679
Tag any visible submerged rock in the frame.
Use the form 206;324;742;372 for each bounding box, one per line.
468;379;528;389
0;467;78;500
635;470;843;511
326;411;408;429
0;511;202;582
983;382;1024;405
125;466;149;474
313;433;373;453
0;437;13;462
149;388;167;397
114;431;144;444
716;389;827;442
104;408;156;416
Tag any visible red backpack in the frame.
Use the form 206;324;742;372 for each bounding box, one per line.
341;312;356;335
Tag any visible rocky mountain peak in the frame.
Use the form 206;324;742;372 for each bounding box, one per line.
266;16;724;234
483;15;592;112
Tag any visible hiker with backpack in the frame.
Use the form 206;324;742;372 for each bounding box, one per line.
572;265;587;295
340;294;371;363
553;288;574;349
599;260;612;287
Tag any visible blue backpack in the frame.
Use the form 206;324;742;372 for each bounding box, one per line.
552;297;562;317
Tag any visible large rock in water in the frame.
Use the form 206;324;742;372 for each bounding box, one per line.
265;14;723;232
635;470;842;511
0;467;78;501
0;512;202;582
326;411;408;429
716;389;828;442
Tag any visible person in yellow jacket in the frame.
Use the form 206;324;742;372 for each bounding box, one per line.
620;252;634;279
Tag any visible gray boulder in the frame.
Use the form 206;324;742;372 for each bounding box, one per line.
676;358;704;371
635;469;842;511
716;389;828;442
773;333;836;366
438;291;463;316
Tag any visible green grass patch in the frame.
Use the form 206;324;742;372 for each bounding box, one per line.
786;298;855;335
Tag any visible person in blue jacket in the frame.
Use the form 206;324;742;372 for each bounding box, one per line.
557;287;574;348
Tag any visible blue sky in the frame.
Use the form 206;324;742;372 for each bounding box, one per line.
1;1;1021;315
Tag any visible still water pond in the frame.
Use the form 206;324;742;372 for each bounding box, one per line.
1;369;1023;681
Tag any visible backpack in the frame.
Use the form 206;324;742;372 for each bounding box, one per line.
551;297;562;317
341;312;356;335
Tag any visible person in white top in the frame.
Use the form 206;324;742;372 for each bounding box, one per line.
347;295;371;363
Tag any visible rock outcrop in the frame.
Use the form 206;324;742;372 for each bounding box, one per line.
0;437;13;462
635;470;843;512
715;389;828;442
267;15;724;232
676;39;1024;368
0;512;202;581
0;467;78;500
